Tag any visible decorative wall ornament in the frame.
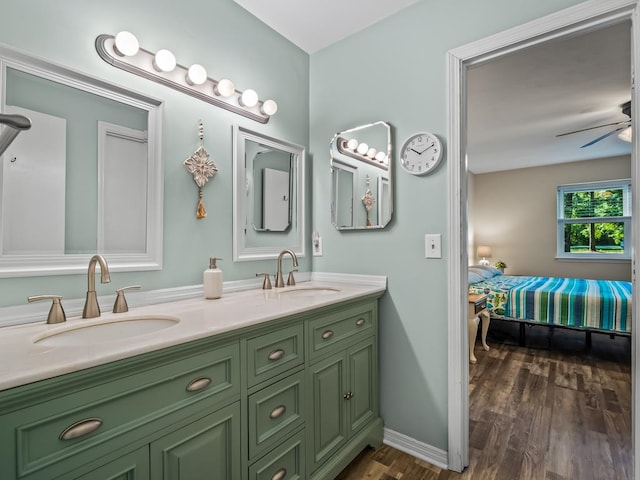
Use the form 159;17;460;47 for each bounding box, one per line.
184;121;217;219
361;175;376;227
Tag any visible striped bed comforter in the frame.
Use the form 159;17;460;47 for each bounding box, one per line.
470;275;631;333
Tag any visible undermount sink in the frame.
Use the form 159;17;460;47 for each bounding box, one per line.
33;316;180;347
276;286;341;297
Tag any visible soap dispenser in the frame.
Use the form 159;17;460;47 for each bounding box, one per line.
203;257;223;299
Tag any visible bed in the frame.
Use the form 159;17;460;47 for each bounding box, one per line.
468;265;632;345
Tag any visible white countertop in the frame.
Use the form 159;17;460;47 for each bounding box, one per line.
0;279;385;392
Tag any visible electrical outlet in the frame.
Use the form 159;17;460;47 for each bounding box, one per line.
425;234;441;258
312;232;323;256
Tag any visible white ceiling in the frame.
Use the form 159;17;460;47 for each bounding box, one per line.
467;21;632;173
234;2;632;174
233;0;420;54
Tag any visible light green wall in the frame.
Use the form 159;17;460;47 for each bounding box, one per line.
309;0;586;451
0;0;309;306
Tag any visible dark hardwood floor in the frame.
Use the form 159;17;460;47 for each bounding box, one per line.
337;321;632;480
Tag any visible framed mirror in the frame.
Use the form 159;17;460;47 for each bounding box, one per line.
233;125;305;261
0;44;163;277
330;121;392;230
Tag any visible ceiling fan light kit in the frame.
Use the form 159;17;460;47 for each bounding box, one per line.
556;100;632;148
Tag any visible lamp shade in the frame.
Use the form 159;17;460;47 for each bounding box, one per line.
476;245;492;258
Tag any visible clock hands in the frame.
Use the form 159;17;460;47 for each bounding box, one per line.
410;142;436;155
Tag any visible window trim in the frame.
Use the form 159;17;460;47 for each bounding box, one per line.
556;179;632;260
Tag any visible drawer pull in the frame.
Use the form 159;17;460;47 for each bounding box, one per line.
59;417;103;441
269;405;287;419
272;468;287;480
356;318;366;327
186;376;212;392
321;330;334;340
268;349;285;361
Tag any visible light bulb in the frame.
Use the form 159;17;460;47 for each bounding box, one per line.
367;147;377;158
618;126;632;143
214;78;235;97
356;143;369;155
260;99;278;116
113;31;139;57
375;151;386;162
153;49;176;72
239;89;258;108
186;64;207;85
346;138;359;150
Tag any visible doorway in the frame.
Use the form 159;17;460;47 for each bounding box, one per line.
446;0;639;475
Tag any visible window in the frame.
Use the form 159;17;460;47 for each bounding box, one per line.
557;179;631;260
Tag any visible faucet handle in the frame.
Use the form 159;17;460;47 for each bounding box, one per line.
27;295;66;324
287;269;298;286
113;285;141;313
256;273;272;290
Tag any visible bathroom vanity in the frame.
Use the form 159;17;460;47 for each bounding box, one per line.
0;280;385;480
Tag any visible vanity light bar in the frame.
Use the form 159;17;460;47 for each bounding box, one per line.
336;137;389;170
95;33;277;124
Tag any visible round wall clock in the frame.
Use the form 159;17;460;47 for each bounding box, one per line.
399;132;443;175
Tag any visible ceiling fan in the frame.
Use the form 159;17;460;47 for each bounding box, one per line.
555;100;631;148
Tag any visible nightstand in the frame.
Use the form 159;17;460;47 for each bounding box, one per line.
468;293;491;363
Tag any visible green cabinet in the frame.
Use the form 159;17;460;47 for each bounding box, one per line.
71;446;149;480
0;294;383;480
0;340;240;480
150;402;241;480
307;338;377;474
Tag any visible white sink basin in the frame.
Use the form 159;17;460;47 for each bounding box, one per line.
276;286;341;297
33;316;180;347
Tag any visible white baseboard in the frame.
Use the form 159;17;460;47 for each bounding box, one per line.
383;427;448;470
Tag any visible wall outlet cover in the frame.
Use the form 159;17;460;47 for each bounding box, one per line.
312;232;323;256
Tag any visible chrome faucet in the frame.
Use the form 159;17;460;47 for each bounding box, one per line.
275;249;299;288
82;254;111;319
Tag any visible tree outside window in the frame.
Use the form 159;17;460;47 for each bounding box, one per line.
557;180;631;260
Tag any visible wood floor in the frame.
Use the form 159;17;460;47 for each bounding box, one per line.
337;322;632;480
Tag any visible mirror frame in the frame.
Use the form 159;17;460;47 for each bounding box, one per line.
0;44;164;277
233;125;305;261
330;120;393;230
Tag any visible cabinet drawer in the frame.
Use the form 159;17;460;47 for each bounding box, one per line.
247;324;304;387
474;299;487;314
8;342;240;480
308;304;374;360
248;430;305;480
249;371;305;460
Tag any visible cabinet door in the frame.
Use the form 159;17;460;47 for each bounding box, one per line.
307;353;347;472
347;338;377;436
150;402;240;480
71;446;149;480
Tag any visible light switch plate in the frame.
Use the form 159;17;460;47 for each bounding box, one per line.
425;234;441;258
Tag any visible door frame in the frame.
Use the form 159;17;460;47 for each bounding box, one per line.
446;0;639;472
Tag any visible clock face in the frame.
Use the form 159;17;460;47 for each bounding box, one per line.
400;132;443;175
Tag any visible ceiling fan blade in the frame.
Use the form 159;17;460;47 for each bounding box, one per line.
580;127;625;148
556;119;631;137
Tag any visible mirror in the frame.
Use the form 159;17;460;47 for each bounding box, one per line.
233;125;305;261
0;44;163;277
330;121;392;230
